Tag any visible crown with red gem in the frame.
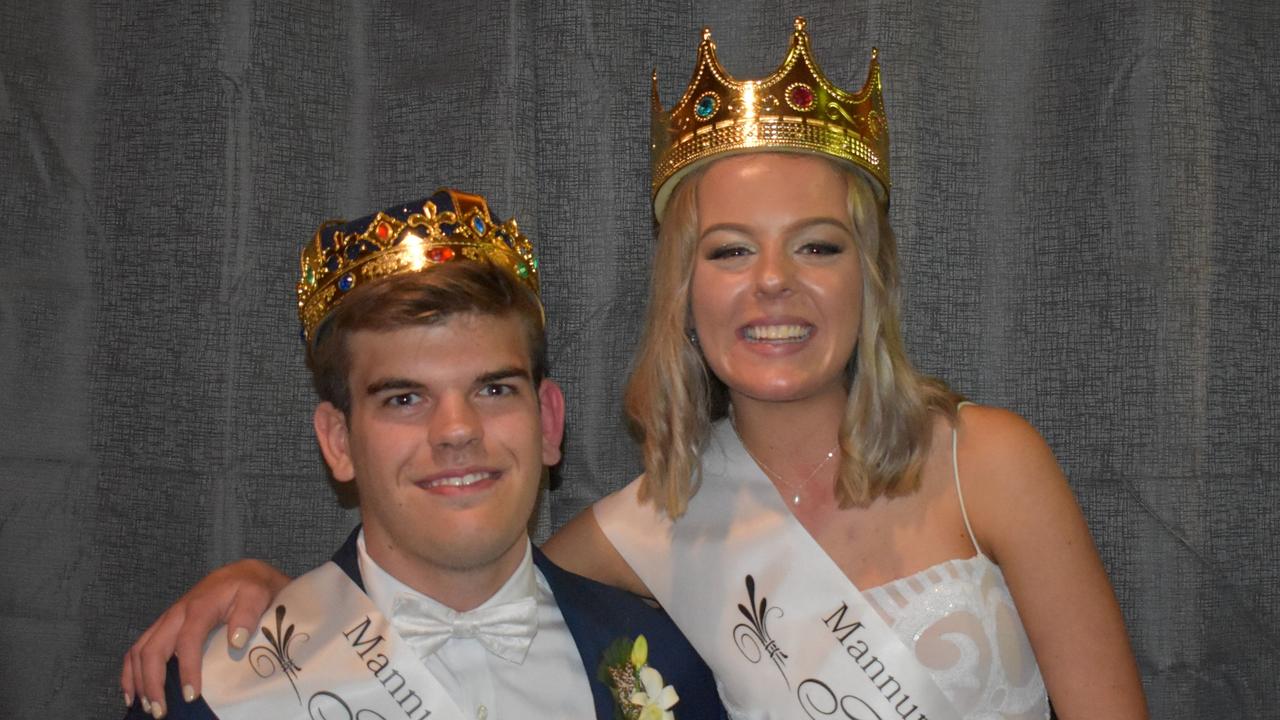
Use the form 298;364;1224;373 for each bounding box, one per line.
651;17;890;218
297;188;539;342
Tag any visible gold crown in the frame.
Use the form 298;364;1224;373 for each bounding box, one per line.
651;17;890;218
297;188;539;343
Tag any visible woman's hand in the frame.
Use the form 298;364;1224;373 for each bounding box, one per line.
121;559;291;715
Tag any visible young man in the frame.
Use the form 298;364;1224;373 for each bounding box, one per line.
123;189;723;719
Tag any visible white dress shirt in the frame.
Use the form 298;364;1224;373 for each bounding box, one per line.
357;531;597;719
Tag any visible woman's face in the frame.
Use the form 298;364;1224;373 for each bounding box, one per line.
690;153;863;406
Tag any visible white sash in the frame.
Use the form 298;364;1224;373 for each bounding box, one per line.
595;421;961;720
202;561;468;720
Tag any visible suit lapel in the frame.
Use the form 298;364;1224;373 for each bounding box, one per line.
330;526;365;591
533;547;616;720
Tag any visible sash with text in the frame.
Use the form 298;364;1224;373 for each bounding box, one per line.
596;421;961;720
202;562;468;720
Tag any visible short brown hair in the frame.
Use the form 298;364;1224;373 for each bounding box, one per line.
306;261;547;414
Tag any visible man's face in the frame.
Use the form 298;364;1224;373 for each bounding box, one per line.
314;312;563;593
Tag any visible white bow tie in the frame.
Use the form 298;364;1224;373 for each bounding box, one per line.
391;593;539;665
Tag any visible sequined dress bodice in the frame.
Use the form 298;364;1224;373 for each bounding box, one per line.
594;413;1051;720
860;553;1049;718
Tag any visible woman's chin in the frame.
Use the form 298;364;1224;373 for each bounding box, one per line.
726;375;848;407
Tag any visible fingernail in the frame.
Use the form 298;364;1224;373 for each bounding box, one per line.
183;684;196;703
230;627;249;649
152;699;165;718
141;697;151;713
124;692;132;707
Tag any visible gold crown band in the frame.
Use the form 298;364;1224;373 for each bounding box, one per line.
651;17;890;218
296;189;539;343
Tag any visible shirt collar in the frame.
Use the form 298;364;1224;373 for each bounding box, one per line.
356;528;538;619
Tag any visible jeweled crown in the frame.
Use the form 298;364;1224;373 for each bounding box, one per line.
297;188;539;342
651;17;890;218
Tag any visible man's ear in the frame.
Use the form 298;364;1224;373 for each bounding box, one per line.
314;402;355;482
538;379;566;468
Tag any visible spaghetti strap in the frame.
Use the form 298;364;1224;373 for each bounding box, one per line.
953;401;984;557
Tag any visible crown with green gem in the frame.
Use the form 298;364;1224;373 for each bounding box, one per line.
297;188;539;343
651;16;890;218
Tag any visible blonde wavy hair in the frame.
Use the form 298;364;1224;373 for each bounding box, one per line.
625;158;961;518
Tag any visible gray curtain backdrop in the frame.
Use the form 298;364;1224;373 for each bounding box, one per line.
2;1;1276;716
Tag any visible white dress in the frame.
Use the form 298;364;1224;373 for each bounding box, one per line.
594;418;1049;720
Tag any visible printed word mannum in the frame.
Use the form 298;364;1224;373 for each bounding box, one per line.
344;617;434;719
820;603;931;720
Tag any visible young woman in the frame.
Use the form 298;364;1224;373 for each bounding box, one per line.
123;19;1146;719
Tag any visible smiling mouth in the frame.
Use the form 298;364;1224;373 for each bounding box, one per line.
421;470;499;490
743;324;812;343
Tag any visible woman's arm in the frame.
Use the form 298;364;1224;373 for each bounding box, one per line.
121;499;647;714
960;406;1148;719
543;503;651;597
121;559;290;714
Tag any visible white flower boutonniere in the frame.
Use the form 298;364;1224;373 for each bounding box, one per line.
599;634;680;720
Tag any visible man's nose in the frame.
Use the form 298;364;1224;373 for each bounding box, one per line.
429;392;482;450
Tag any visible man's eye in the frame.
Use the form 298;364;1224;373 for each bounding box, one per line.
386;393;420;407
480;384;516;398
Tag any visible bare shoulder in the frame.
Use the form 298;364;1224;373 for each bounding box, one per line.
542;502;651;597
953;405;1064;495
955;404;1056;464
949;406;1148;716
947;404;1076;562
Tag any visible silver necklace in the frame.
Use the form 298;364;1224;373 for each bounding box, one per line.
731;414;839;506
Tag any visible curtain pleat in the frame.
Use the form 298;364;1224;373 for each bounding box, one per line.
1;1;1276;715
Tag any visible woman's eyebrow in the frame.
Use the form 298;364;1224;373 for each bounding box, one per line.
698;222;753;241
780;217;854;235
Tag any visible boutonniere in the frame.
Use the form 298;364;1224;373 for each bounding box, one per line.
599;634;680;720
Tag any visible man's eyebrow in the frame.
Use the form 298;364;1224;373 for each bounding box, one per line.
365;378;423;395
475;366;532;385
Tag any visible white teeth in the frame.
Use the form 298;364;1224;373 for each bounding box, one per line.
428;472;492;488
745;324;811;342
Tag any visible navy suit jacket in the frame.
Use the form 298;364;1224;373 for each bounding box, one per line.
123;529;726;719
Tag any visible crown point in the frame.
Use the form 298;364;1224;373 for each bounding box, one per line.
651;19;891;215
871;47;880;59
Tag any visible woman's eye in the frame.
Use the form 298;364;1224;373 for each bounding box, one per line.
707;244;752;260
799;241;843;256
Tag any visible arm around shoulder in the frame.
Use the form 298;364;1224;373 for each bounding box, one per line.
957;406;1148;719
121;559;291;714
